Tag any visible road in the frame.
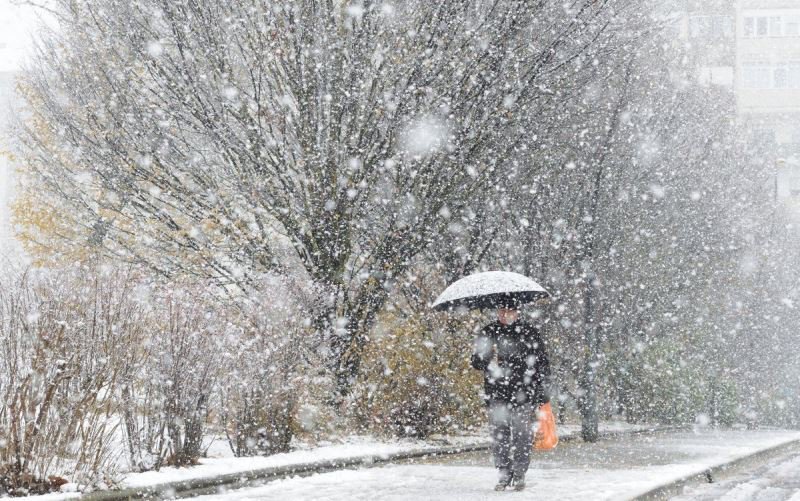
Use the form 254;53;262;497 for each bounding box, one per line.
671;449;800;501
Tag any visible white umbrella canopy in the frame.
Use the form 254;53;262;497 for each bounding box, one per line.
431;271;549;311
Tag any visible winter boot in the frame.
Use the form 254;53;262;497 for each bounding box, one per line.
494;471;512;491
511;474;525;491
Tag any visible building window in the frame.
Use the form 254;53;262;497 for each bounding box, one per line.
742;61;800;89
715;16;731;38
789;173;800;197
758;16;769;36
742;62;772;88
770;16;782;35
744;13;800;37
689;15;733;39
786;16;800;36
773;63;800;88
751;127;776;146
744;17;754;37
775;66;789;88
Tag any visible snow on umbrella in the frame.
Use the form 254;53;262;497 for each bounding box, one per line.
431;271;549;311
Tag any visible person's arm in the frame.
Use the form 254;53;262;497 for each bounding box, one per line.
471;327;494;371
524;325;551;404
535;331;552;404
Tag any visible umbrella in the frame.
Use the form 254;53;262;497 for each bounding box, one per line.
431;271;549;311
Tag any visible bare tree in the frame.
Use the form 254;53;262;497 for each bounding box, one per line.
15;0;631;397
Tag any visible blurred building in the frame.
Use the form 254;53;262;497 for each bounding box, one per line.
677;0;800;203
0;70;15;256
735;0;800;201
681;0;737;87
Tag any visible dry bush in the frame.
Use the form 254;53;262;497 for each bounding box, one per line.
220;346;301;457
0;263;329;486
354;309;485;439
120;285;224;469
121;273;321;464
219;275;320;456
0;267;147;495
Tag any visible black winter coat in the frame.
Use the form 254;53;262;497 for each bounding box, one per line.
470;320;551;407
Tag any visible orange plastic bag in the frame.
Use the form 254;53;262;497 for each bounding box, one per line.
534;402;559;450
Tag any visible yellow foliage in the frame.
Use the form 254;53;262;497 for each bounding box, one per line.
9;78;98;266
354;310;486;438
11;191;96;266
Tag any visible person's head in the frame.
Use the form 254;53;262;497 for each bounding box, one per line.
497;307;519;325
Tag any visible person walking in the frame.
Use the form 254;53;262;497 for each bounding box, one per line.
471;305;551;492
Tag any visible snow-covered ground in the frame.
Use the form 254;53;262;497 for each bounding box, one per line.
27;426;800;500
189;430;800;501
117;422;639;489
121;436;481;489
671;446;800;500
25;422;645;499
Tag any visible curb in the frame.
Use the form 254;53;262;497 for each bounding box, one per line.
629;436;800;500
82;443;491;501
82;425;676;500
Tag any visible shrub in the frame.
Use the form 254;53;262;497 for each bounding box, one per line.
354;311;485;438
219;275;320;456
618;338;738;426
0;268;145;494
120;285;224;469
219;329;305;456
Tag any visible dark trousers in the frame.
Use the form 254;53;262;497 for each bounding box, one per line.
489;401;534;481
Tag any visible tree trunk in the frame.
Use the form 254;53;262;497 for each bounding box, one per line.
580;273;599;442
326;278;392;403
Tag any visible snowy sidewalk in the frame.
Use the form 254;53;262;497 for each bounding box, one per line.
111;423;659;497
114;422;636;491
39;423;648;500
189;429;800;501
